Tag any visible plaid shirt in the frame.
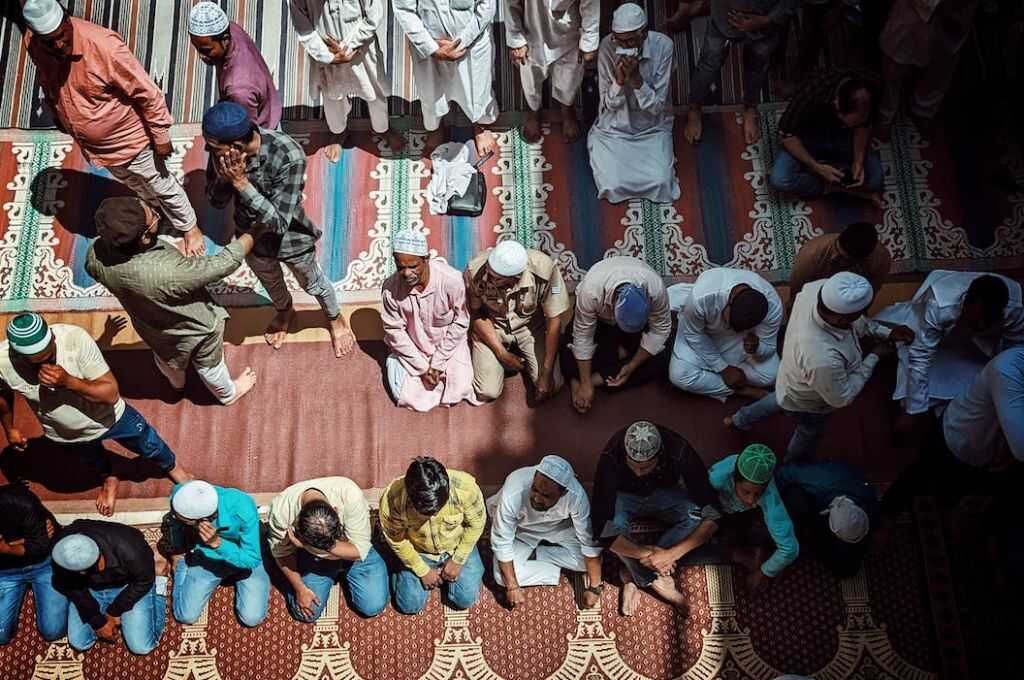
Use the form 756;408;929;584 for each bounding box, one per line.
379;470;486;577
206;128;321;260
777;67;880;138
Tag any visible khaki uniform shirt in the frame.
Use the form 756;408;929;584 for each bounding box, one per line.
465;248;570;334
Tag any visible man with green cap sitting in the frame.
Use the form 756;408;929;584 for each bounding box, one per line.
0;313;191;516
708;444;799;592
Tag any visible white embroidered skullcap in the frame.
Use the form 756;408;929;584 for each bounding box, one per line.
188;1;229;37
820;271;873;315
23;0;64;35
487;241;528;278
823;495;870;544
624;421;662;462
612;3;647;32
537;455;575;489
171;480;219;520
52;534;99;571
393;230;429;257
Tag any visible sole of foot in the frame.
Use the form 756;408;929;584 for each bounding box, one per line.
96;477;119;517
742;109;761;145
523;115;542;144
684;109;703;144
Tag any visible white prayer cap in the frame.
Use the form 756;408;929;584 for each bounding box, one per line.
393;230;429;257
188;1;229;37
537;455;575;489
820;271;873;315
624;421;661;462
23;0;64;35
612;3;647;32
824;495;870;544
52;534;99;571
171;480;219;520
487;241;528;278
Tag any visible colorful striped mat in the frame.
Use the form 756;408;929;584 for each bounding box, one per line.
1;106;1020;313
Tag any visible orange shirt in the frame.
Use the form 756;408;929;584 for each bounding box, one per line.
26;18;172;167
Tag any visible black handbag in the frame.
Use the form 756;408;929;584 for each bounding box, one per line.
446;150;495;218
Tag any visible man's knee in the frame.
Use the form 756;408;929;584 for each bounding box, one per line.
123;631;159;656
236;602;268;628
472;372;505;402
393;587;428;615
863;151;884;192
769;156;800;192
446;582;481;610
172;596;202;625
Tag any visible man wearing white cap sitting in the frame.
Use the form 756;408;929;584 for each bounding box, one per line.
51;519;169;655
465;240;570;402
23;0;204;257
726;272;914;460
381;230;477;411
587;4;679;204
775;461;878;578
166;480;269;628
564;256;672;414
488;455;603;609
0;313;191;516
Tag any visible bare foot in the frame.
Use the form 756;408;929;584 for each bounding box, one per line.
322;131;348;163
569;379;590;415
328;315;356;358
264;308;295;350
522;111;542;144
619;568;641;616
684;107;703;144
422;128;445;159
561;105;581;144
384;130;406;153
650;574;689;614
223;367;257;405
742;107;761;145
96;477;119;517
474;127;497;158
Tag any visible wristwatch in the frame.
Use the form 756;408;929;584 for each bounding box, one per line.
584;584;604;595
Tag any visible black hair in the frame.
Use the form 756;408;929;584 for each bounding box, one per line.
838;222;878;260
835;77;874;114
405;457;450;516
294;499;343;552
729;288;769;332
965;275;1010;326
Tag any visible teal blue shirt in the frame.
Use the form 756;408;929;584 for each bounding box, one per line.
169;484;262;571
708;454;799;577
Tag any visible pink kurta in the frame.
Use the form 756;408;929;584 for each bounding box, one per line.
381;260;478;412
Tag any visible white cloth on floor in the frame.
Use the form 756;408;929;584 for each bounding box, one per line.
426;141;476;214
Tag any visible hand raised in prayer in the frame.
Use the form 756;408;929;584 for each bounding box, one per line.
743;333;760;355
197;521;222;549
727;10;769;33
639;547;676;576
578;49;597;65
613;58;628;86
718;365;747;389
4;427;28;452
37;364;71;389
214;148;249;191
887;325;915;345
433;38;466;62
618;56;641;89
506;585;526;608
440;559;463;583
509;46;528;66
420;568;443;590
606;363;635;388
324;36;356;64
497;349;525;372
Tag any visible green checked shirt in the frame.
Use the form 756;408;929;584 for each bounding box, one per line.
206;127;322;261
86;238;246;370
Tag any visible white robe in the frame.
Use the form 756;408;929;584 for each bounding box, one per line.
393;0;498;128
504;0;599;67
586;32;679;204
874;270;1024;414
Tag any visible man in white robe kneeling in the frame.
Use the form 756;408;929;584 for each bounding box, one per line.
587;3;679;204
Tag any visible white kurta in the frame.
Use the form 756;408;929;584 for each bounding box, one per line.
488;466;602;587
393;0;498;128
668;268;783;401
875;270;1024;414
586;32;679;204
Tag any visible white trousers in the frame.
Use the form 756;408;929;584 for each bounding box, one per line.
519;50;585;111
385;354;407;403
324;95;390;135
153;352;236;404
107;147;197;232
669;333;779;402
491;537;589;587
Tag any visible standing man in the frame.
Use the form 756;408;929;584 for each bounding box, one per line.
267;476;388;622
669;267;783;401
167;480;269;628
23;0;204;256
587;4;678;204
379;457;486;614
504;0;599;143
289;0;405;160
465;241;570;403
0;313;190;516
489;455;603;608
788;222;891;304
683;0;798;146
51;520;169;655
726;273;913;460
590;421;722;616
382;230;477;412
202;101;355;357
393;0;498;157
0;484;68;646
86;196;257;405
564;256;672;414
188;2;282;131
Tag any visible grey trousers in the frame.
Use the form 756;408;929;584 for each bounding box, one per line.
246;250;340;319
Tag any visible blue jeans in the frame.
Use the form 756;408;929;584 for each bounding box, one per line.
689;19;781;107
172;553;270;627
286;547;388;622
732;392;830;461
71;404;177;478
0;557;68;644
608;489;703;588
390;547;485;615
67;583;166;655
769;128;884;198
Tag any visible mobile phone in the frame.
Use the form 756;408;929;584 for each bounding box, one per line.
614;46;639;57
841;168;855;186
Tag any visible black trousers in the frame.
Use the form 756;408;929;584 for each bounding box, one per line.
559;321;668;388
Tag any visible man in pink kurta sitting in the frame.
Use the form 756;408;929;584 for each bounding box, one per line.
381;231;479;412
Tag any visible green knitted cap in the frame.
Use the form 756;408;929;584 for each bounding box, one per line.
6;313;52;355
736;444;776;485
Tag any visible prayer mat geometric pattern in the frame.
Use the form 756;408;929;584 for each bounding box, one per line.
0;508;959;680
1;107;1021;312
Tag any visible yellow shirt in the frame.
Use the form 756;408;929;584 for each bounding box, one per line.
379;470;486;577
